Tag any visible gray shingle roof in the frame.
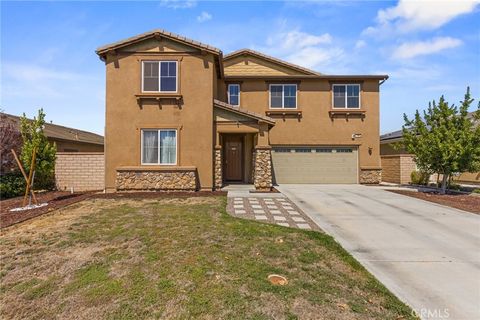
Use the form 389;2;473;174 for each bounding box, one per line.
1;113;104;145
380;129;403;142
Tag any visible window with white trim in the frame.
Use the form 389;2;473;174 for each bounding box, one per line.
332;84;360;109
142;61;177;92
141;129;177;165
227;84;240;106
270;84;297;108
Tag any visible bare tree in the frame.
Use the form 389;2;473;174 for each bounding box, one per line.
0;112;22;174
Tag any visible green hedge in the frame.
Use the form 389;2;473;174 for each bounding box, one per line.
0;171;26;199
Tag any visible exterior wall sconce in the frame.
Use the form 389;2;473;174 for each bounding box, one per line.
352;133;362;140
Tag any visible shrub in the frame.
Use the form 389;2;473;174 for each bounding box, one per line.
473;189;480;194
448;183;461;191
410;170;430;185
0;171;26;199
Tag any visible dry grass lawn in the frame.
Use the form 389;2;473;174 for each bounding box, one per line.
0;196;415;319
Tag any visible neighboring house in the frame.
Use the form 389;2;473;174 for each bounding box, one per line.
96;29;388;192
1;113;104;152
380;113;480;185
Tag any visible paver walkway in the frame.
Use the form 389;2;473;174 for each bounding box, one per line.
227;196;319;231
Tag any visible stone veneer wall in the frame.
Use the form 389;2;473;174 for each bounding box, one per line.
116;168;197;191
359;168;382;184
55;152;104;191
253;147;272;191
214;147;222;190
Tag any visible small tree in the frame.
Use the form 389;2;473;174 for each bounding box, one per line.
0;112;22;174
20;109;57;190
402;87;480;194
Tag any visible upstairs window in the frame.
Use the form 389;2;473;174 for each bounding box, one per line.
142;61;177;92
333;84;360;109
227;84;240;106
270;84;297;109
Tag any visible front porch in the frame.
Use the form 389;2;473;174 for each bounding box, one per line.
213;100;275;191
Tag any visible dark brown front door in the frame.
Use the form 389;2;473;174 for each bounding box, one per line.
224;136;243;181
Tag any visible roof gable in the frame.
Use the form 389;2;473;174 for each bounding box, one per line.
96;29;221;59
223;49;321;76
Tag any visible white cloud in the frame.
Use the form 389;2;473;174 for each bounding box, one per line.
2;62;94;98
197;11;212;23
355;40;366;49
159;0;196;9
392;37;463;59
267;30;331;50
364;0;479;35
257;30;343;72
285;46;344;69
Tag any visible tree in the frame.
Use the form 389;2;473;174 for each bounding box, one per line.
0;112;22;174
402;87;480;194
20;109;57;190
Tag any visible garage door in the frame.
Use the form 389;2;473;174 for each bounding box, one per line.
271;147;358;184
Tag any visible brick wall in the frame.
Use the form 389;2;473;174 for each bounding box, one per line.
400;155;416;184
55;152;104;191
381;155;416;184
381;155;400;183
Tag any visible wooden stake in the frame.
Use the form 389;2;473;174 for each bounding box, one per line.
11;149;38;204
22;147;37;207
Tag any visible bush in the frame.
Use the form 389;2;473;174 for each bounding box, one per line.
410;170;430;185
0;171;26;199
473;189;480;194
448;183;461;191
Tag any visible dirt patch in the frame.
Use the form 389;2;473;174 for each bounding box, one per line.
1;191;94;228
92;190;227;200
388;190;480;214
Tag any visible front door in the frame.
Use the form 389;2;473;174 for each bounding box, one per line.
224;136;243;181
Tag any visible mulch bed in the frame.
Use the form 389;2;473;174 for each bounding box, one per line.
388;190;480;214
1;191;95;228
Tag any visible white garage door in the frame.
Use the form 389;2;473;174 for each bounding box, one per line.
271;147;358;184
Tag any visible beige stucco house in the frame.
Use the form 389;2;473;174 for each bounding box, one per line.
96;29;388;192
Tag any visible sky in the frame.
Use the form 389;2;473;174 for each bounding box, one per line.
1;0;479;135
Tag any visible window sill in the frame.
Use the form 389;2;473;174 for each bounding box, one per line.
329;109;366;121
135;93;182;100
265;110;302;120
135;93;183;108
117;166;196;172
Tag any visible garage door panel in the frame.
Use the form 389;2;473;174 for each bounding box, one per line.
271;147;358;184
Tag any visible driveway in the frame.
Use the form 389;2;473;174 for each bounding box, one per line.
278;184;480;320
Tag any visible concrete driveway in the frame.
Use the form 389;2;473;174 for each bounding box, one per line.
278;184;480;320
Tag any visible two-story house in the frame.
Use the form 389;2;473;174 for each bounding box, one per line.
96;29;387;192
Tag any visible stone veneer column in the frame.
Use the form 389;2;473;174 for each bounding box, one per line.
359;168;382;184
253;146;272;191
214;146;223;190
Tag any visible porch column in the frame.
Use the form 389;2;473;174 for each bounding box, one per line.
253;146;272;191
214;145;223;190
